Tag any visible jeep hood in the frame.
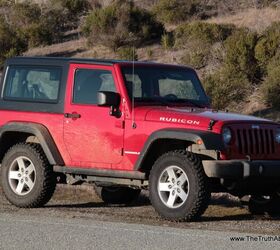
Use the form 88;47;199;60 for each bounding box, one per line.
135;106;277;132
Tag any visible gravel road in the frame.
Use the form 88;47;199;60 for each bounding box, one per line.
0;184;280;249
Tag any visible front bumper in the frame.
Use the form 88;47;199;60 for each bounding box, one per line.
203;160;280;178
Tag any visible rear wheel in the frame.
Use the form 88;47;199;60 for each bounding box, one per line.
149;150;210;221
1;143;56;208
94;185;141;204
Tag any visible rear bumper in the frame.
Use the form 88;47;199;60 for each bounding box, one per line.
202;160;280;178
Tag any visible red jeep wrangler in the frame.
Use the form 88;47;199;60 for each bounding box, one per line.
1;57;280;221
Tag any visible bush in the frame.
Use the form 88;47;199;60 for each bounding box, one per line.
175;22;233;69
161;32;174;50
152;0;200;24
224;28;258;82
62;0;90;15
174;22;234;48
262;52;280;109
82;0;164;50
203;66;251;109
117;47;138;61
0;17;26;67
22;23;54;48
11;1;41;26
180;40;210;69
255;22;280;75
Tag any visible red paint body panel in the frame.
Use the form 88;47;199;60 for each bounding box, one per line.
1;61;280;173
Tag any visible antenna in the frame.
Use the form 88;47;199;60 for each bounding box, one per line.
131;46;136;129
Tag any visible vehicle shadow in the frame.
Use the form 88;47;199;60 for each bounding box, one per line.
46;193;151;208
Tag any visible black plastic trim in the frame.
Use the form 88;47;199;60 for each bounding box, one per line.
203;160;280;178
0;122;64;165
53;166;147;180
134;128;224;170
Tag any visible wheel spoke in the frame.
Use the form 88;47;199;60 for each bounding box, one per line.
17;158;26;170
9;171;21;180
158;182;171;192
167;192;177;207
177;189;188;202
26;163;35;175
166;168;176;181
177;173;187;185
25;178;34;190
16;181;25;194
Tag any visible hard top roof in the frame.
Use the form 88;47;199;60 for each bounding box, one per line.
6;56;192;69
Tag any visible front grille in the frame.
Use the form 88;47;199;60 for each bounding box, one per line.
236;128;275;155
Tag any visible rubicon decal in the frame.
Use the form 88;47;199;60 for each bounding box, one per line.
159;117;200;125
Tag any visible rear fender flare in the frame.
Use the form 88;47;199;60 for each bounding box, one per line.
0;122;64;165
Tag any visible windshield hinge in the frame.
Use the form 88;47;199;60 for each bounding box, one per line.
208;119;216;131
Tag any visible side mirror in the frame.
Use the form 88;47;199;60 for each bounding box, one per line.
97;91;121;117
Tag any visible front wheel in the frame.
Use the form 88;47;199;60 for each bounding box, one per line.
1;143;56;208
149;150;210;221
247;194;280;216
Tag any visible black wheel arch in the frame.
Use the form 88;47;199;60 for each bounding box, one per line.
0;122;64;165
134;128;224;172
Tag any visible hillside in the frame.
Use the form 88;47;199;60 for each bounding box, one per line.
1;0;280;121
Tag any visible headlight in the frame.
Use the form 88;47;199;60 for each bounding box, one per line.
275;129;280;144
222;127;232;144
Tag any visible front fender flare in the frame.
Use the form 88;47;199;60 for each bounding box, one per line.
134;128;224;170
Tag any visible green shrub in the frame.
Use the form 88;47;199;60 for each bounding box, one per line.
174;22;234;48
0;17;26;67
10;1;41;26
255;22;280;75
161;32;174;50
203;66;251;109
62;0;89;15
83;0;164;50
147;48;153;59
224;28;258;82
262;52;280;109
152;0;200;24
180;40;210;69
117;47;138;61
22;23;53;48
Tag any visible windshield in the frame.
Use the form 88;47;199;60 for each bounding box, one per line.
121;66;209;107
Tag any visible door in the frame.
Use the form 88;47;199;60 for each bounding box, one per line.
63;64;124;168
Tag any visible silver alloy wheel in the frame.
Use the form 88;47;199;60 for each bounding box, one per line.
157;165;189;208
8;156;36;196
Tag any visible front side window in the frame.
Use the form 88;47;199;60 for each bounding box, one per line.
121;66;209;107
4;66;61;102
73;68;116;105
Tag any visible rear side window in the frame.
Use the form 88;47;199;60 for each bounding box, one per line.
3;66;62;102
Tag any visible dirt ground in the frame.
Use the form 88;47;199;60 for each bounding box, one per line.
1;184;280;235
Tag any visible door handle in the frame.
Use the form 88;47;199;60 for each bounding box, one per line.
64;113;81;119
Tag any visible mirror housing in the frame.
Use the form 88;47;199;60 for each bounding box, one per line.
97;91;121;117
97;91;120;107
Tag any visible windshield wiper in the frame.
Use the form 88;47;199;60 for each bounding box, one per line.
175;99;205;108
137;97;173;106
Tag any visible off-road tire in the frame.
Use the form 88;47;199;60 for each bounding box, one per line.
149;150;210;221
248;195;280;216
1;143;56;208
94;185;141;204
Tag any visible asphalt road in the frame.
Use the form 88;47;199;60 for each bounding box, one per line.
0;213;279;250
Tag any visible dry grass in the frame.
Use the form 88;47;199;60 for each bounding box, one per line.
207;7;280;32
